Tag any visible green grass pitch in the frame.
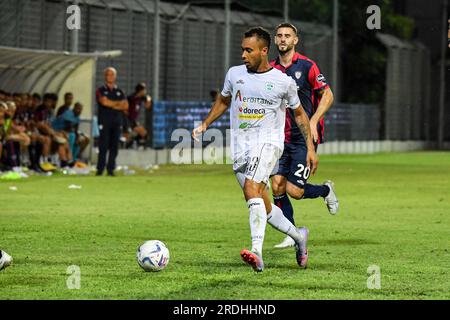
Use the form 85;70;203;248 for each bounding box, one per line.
0;152;449;299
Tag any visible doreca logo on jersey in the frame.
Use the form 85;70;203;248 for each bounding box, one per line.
238;106;266;120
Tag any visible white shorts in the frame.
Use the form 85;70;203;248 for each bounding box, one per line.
233;143;282;185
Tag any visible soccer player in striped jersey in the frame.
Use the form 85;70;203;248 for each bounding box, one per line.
270;23;339;249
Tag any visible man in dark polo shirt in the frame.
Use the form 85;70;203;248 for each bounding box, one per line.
96;67;128;176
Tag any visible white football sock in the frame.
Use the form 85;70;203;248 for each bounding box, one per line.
247;198;267;255
267;204;303;243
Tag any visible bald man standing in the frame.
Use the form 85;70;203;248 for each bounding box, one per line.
96;67;128;176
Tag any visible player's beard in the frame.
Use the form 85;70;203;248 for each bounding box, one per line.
277;43;294;56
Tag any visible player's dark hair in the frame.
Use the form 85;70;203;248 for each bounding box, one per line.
135;82;146;93
275;22;298;35
244;27;271;51
43;93;57;101
64;92;73;98
32;93;41;100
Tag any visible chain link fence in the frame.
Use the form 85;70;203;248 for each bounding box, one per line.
376;33;431;141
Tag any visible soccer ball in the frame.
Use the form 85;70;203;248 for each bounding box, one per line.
136;240;170;272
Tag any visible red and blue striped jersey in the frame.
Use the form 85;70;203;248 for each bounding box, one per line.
270;52;329;145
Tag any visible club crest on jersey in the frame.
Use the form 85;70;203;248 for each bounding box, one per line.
236;79;245;85
295;71;302;79
265;82;274;91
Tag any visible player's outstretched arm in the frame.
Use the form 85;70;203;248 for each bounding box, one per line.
192;94;231;141
293;105;318;175
310;87;334;143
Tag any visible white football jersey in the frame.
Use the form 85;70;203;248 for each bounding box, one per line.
221;65;301;160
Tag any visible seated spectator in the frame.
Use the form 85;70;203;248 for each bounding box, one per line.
123;82;152;149
56;92;74;117
12;93;23;111
0;102;7;170
24;93;52;172
52;102;89;162
36;93;73;168
5;101;31;148
2;101;31;168
31;93;41;109
21;93;32;109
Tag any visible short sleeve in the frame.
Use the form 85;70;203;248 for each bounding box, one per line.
61;110;71;122
62;110;77;124
220;69;233;97
308;63;329;91
285;78;301;109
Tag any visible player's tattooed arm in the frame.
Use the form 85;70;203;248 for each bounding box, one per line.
293;105;318;174
192;94;231;141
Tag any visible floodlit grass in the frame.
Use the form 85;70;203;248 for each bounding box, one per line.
0;152;449;299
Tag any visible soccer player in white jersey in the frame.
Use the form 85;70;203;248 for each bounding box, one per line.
192;27;318;272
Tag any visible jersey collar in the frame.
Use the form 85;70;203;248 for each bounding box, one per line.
248;67;274;75
271;52;302;70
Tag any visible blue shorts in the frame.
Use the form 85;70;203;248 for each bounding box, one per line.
273;143;312;189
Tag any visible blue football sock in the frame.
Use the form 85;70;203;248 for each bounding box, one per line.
273;193;295;226
303;184;330;199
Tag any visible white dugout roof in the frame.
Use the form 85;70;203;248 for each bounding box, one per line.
0;46;122;118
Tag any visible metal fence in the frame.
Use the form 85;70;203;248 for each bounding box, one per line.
376;34;431;141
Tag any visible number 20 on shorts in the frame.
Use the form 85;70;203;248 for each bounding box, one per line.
294;164;310;183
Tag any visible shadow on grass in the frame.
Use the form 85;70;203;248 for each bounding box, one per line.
172;255;370;275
